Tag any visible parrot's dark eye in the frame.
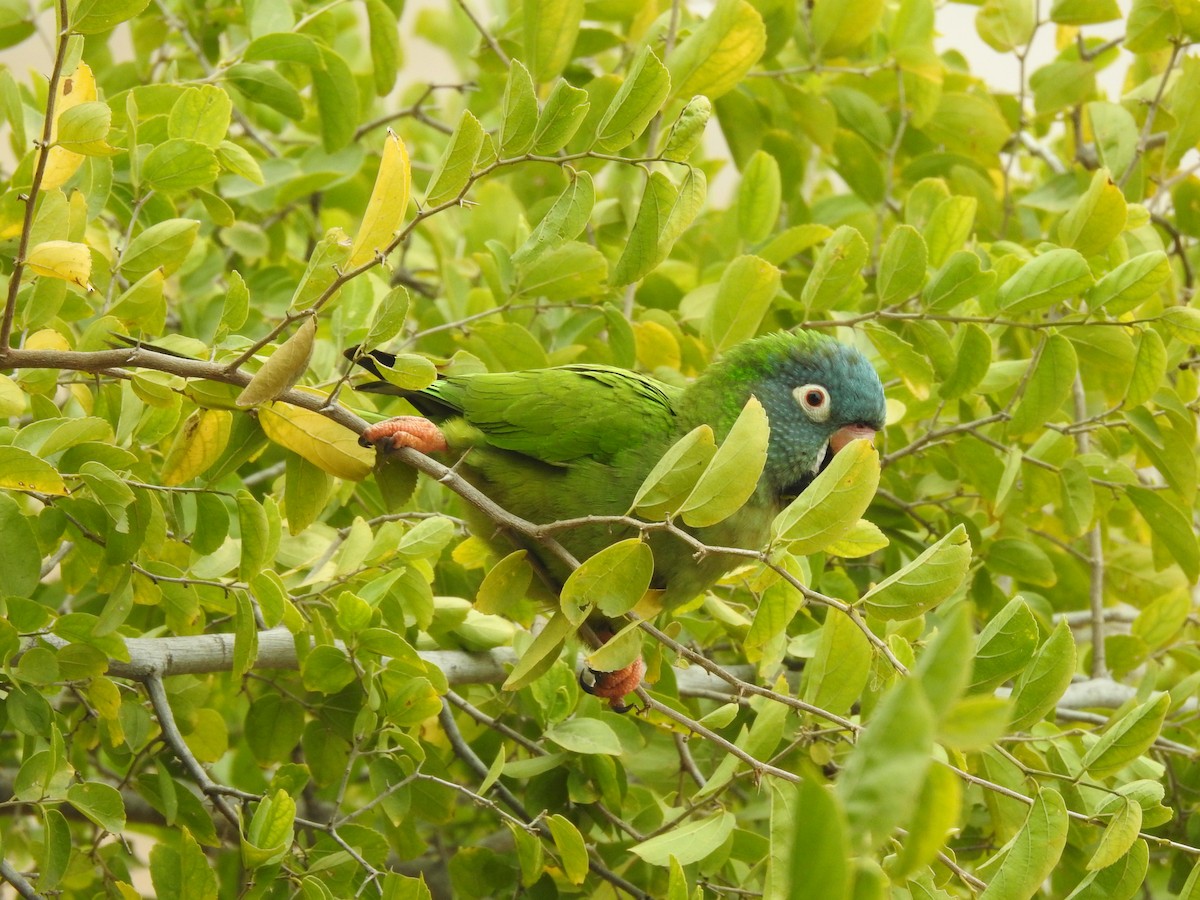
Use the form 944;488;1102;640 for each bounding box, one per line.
793;384;831;422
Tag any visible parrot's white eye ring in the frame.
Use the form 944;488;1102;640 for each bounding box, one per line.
794;384;831;422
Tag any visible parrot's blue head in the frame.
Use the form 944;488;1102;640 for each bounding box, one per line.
705;332;887;501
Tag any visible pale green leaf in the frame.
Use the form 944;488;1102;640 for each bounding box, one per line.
771;440;880;554
679;396;770;527
861;525;972;620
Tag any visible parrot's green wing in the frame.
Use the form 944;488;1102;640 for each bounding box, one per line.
422;365;682;466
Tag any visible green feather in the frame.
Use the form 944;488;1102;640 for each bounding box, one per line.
354;331;884;604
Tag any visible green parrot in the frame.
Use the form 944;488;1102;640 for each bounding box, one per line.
351;330;886;705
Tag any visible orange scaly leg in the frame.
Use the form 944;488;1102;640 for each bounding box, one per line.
359;416;449;454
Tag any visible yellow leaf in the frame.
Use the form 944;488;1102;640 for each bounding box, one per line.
349;129;411;268
0;445;68;495
258;399;373;481
42;63;97;190
161;408;233;486
236;316;317;407
26;240;92;289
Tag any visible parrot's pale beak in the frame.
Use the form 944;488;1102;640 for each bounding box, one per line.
830;424;878;454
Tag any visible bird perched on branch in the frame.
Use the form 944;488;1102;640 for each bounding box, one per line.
350;331;886;707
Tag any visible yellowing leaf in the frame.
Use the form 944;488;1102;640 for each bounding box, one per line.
668;0;765;101
236;317;317;407
26;241;92;289
258;400;374;481
0;445;68;495
824;518;889;558
771;440;881;554
560;538;653;624
349;129;411;267
161;408;233;486
42;63;97;190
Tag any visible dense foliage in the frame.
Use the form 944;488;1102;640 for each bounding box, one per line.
1;0;1199;896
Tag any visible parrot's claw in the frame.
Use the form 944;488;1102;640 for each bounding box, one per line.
359;416;449;454
580;658;647;713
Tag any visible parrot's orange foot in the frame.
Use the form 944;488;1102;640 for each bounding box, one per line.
581;657;646;713
359;416;449;453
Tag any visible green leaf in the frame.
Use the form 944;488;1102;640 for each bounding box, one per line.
546;814;589;883
513;171;594;267
531;80;589;153
1065;840;1148;900
669;0;766;100
142;138;220;193
516;240;608;299
503;610;572;691
595;47;670;152
1087;799;1142;872
913;604;975;720
861;524;972;620
120;218;199;280
876;225;928;304
679;395;770;527
630;811;736;867
971;596;1040;692
1085;101;1139;176
72;0;151;34
301;645;358;694
0;493;41;598
707;254;781;351
737;150;781;243
1052;0;1121;23
1087;252;1171;314
837;678;934;852
499;60;538;156
940;323;992;400
1128;485;1200;582
631;425;717;519
1057;169;1128;256
68;782;126;832
1080;692;1170;778
559;538;653;624
224;64;304;119
151;828;217;900
365;0;400;96
243;790;295;868
996;248;1094;313
660;95;712;161
168;85;231;147
360;287;410;354
924;250;996;311
800;610;872;717
424;110;484;206
893;763;962;878
1008;618;1077;731
769;780;848;900
1009;332;1078;435
1160;306;1200;344
979;788;1068;900
925;195;977;268
801;225;867;312
771;441;880;553
811;0;883;54
476;550;533;615
523;0;583;82
312;48;358;151
544;718;622;755
976;0;1036;51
